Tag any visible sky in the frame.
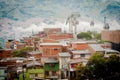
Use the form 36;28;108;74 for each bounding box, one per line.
0;0;120;41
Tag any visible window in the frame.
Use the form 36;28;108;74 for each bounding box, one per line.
54;48;58;51
81;54;85;57
45;71;49;76
52;71;56;76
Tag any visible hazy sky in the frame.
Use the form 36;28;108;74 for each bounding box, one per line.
0;0;120;39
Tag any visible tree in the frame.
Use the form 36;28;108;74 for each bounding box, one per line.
77;32;92;40
0;46;2;49
12;46;34;57
75;53;120;80
75;63;92;80
0;43;2;49
87;53;106;79
105;54;120;79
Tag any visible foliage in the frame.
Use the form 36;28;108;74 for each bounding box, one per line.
12;46;34;57
0;46;2;49
75;53;120;80
87;53;106;79
0;43;3;49
105;54;120;79
34;37;40;41
77;31;101;40
77;32;92;40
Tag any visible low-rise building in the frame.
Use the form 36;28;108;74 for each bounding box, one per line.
58;52;71;79
71;49;90;59
39;43;67;58
42;58;59;79
88;44;105;54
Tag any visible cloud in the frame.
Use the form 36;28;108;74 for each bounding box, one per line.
0;0;120;40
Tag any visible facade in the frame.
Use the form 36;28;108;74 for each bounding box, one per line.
44;28;62;34
69;58;88;79
47;33;73;40
58;52;71;79
42;58;59;79
39;43;65;58
26;61;44;80
101;30;120;44
41;38;58;43
28;51;42;61
71;41;88;50
0;67;7;80
101;30;120;52
0;49;12;60
72;49;90;59
23;37;34;47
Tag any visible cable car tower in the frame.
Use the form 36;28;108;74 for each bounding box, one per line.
103;16;110;30
66;12;80;39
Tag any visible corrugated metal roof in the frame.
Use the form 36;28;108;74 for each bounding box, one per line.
28;50;41;54
72;49;90;54
27;61;42;67
70;58;88;64
89;44;104;51
40;43;67;46
72;41;86;44
105;49;120;54
58;52;71;57
42;58;58;63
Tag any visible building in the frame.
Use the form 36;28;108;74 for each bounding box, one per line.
0;67;7;80
101;30;120;52
44;28;62;34
26;61;44;80
42;58;59;79
28;50;42;61
71;49;90;59
0;49;12;60
47;33;73;40
71;41;88;50
39;43;67;58
58;52;71;79
88;44;105;54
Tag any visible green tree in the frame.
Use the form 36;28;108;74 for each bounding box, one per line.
12;46;34;57
0;46;2;49
87;53;106;79
0;43;2;49
77;32;92;40
75;63;92;80
105;54;120;79
75;53;120;80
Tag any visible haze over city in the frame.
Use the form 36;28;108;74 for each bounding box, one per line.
0;0;120;39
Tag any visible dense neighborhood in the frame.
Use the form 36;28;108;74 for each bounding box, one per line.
0;28;120;80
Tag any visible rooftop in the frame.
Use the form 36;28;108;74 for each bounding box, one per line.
27;61;42;67
70;58;88;64
40;42;67;46
0;57;27;62
58;52;71;57
42;58;58;63
89;44;104;51
72;49;90;55
105;49;120;54
28;50;42;54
